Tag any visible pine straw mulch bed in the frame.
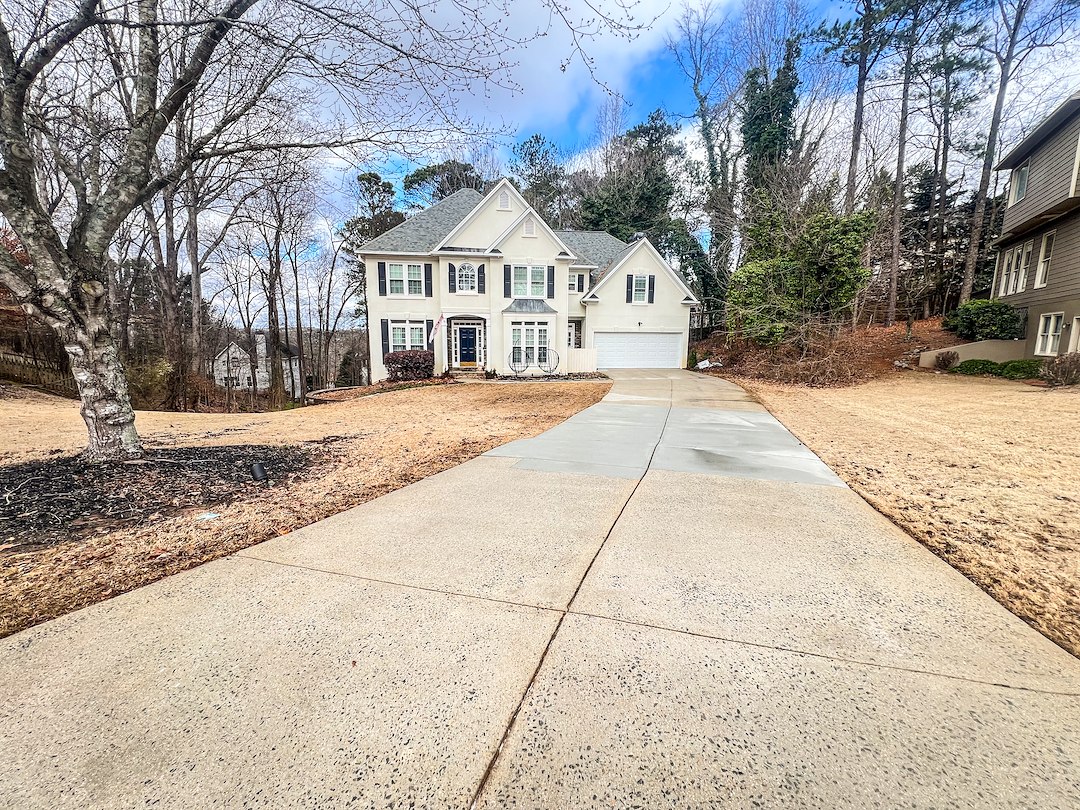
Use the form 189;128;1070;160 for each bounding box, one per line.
0;381;610;637
694;318;966;388
749;372;1080;657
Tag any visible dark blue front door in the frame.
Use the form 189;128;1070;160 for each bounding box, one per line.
459;327;477;366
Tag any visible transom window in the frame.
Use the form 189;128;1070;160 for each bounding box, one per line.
1011;163;1029;204
632;274;648;303
457;262;477;293
1035;231;1055;288
1036;312;1064;356
391;320;427;353
389;263;423;296
511;320;549;365
513;265;546;297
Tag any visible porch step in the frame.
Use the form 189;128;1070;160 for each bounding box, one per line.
448;369;487;379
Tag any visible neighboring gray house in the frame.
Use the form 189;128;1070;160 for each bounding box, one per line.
212;333;302;398
993;89;1080;358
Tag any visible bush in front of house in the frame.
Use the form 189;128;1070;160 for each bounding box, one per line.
934;350;959;370
999;359;1044;380
384;350;434;381
943;300;1024;341
951;359;1004;376
1039;352;1080;387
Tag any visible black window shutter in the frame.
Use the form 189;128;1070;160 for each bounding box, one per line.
625;275;633;303
425;319;434;350
503;264;512;298
648;275;656;304
478;264;486;294
577;274;585;293
448;263;456;294
377;262;387;296
380;319;390;358
424;263;433;297
546;265;555;299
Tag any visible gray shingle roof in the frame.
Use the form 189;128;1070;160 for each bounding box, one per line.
360;188;484;254
555;230;629;270
502;299;558;314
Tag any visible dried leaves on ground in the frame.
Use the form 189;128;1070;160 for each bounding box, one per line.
0;381;610;636
750;373;1080;657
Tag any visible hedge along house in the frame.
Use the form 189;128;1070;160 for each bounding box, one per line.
992;89;1080;359
361;179;699;382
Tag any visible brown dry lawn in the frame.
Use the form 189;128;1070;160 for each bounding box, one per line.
0;381;609;636
749;372;1080;656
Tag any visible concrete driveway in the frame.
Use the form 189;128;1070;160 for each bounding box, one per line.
2;370;1078;808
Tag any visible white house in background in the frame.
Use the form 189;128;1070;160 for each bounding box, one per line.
361;178;699;382
212;332;303;398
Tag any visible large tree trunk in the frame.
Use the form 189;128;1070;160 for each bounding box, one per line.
960;44;1015;303
844;6;873;215
887;30;915;327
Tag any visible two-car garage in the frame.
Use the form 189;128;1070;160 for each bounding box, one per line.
593;331;684;369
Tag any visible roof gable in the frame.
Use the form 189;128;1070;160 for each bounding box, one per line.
581;238;699;304
360;188;483;254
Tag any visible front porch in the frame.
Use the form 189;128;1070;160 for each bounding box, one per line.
444;316;487;372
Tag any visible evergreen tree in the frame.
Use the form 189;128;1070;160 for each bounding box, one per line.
402;160;487;208
510;134;566;226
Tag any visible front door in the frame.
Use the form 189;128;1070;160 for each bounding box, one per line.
459;327;477;367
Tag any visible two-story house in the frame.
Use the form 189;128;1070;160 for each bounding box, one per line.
361;179;699;382
992;89;1080;358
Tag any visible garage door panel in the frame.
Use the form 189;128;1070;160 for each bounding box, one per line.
595;332;682;368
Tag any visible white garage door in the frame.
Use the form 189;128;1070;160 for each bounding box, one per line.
594;332;683;368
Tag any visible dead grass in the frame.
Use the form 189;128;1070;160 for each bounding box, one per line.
749;372;1080;656
0;381;610;636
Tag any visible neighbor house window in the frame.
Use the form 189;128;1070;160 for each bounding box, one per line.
391;320;427;352
1016;240;1033;293
998;250;1014;296
457;262;477;293
1011;163;1029;204
632;274;648;303
1035;231;1055;288
512;265;546;297
1008;243;1027;295
1036;312;1064;356
511;321;549;365
388;263;423;296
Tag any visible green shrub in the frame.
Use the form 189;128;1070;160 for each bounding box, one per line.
999;359;1043;380
943;300;1024;341
1040;352;1080;387
951;359;1004;376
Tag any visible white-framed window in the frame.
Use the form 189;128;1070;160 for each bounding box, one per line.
1035;231;1055;288
1016;240;1033;293
456;262;477;293
1036;312;1064;356
389;263;423;296
523;218;536;237
511;320;550;366
1008;243;1027;295
498;189;511;210
391;319;427;353
632;274;648;303
1011;163;1029;204
568;273;585;292
512;265;547;298
999;250;1014;296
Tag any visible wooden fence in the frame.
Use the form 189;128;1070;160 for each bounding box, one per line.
0;350;78;398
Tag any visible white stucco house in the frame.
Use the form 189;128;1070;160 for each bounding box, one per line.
362;178;699;382
212;333;303;398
